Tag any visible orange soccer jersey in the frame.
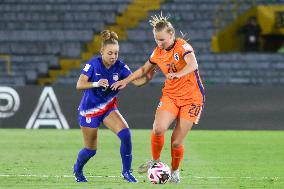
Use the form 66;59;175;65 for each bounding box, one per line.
149;38;205;123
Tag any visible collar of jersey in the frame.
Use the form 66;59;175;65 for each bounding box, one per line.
99;56;116;71
165;39;177;51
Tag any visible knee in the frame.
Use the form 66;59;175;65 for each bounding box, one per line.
153;123;166;136
116;123;129;134
117;128;131;141
85;138;97;150
153;128;164;136
172;140;183;148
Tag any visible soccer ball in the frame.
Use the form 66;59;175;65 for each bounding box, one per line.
147;162;171;184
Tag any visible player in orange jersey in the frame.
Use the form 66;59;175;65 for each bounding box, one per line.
111;13;205;183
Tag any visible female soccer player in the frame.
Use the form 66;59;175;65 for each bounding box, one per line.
111;14;205;183
73;30;151;183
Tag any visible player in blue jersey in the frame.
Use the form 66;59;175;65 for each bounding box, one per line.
73;30;153;183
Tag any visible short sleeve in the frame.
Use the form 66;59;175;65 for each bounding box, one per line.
180;43;193;58
149;59;157;65
120;64;132;80
81;61;93;78
149;48;158;65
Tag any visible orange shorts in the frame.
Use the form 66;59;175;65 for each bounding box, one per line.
157;95;204;124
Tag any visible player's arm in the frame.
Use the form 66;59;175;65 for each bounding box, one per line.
131;65;157;87
76;74;109;90
167;52;198;80
111;60;155;90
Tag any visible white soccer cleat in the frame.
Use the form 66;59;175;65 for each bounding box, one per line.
137;159;159;174
169;169;180;183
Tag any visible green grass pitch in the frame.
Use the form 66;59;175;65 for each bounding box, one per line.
0;129;283;189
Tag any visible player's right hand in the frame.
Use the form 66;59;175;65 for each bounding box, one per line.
98;79;109;88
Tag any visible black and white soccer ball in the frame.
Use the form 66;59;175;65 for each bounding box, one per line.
147;162;171;184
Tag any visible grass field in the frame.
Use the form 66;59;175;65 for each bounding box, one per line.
0;129;283;189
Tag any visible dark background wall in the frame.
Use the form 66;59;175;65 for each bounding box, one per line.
119;84;284;130
0;84;283;130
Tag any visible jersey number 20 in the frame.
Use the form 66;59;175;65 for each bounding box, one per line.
166;63;177;73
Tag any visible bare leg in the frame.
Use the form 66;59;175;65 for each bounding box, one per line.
103;110;137;182
171;118;193;149
103;110;128;134
138;110;176;174
170;118;193;183
80;126;98;149
153;109;176;135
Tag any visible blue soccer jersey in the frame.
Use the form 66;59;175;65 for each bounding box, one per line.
78;56;131;117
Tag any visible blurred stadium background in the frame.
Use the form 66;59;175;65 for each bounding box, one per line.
0;0;284;129
0;0;284;188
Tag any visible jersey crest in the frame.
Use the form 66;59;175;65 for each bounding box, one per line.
113;73;119;81
174;53;179;61
86;117;91;123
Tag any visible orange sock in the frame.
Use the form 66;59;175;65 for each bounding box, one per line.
151;132;164;160
171;145;184;171
171;135;174;158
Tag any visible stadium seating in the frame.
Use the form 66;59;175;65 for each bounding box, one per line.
0;0;130;85
116;0;284;85
1;0;284;85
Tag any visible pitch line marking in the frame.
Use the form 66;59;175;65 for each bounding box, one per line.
0;174;280;180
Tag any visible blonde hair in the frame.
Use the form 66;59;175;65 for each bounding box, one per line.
101;30;118;47
149;12;175;34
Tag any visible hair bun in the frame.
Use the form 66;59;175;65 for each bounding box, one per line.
101;30;118;41
101;30;111;41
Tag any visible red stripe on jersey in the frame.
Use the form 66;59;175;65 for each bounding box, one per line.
85;97;117;118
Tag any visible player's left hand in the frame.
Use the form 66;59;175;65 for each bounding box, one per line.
111;80;127;90
167;73;179;80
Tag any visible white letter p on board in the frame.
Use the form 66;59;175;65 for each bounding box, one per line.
0;87;20;118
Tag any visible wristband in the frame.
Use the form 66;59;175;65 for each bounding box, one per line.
92;82;99;88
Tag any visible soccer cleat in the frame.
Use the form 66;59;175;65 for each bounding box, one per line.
122;170;138;182
137;159;159;174
169;169;180;183
73;164;88;182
